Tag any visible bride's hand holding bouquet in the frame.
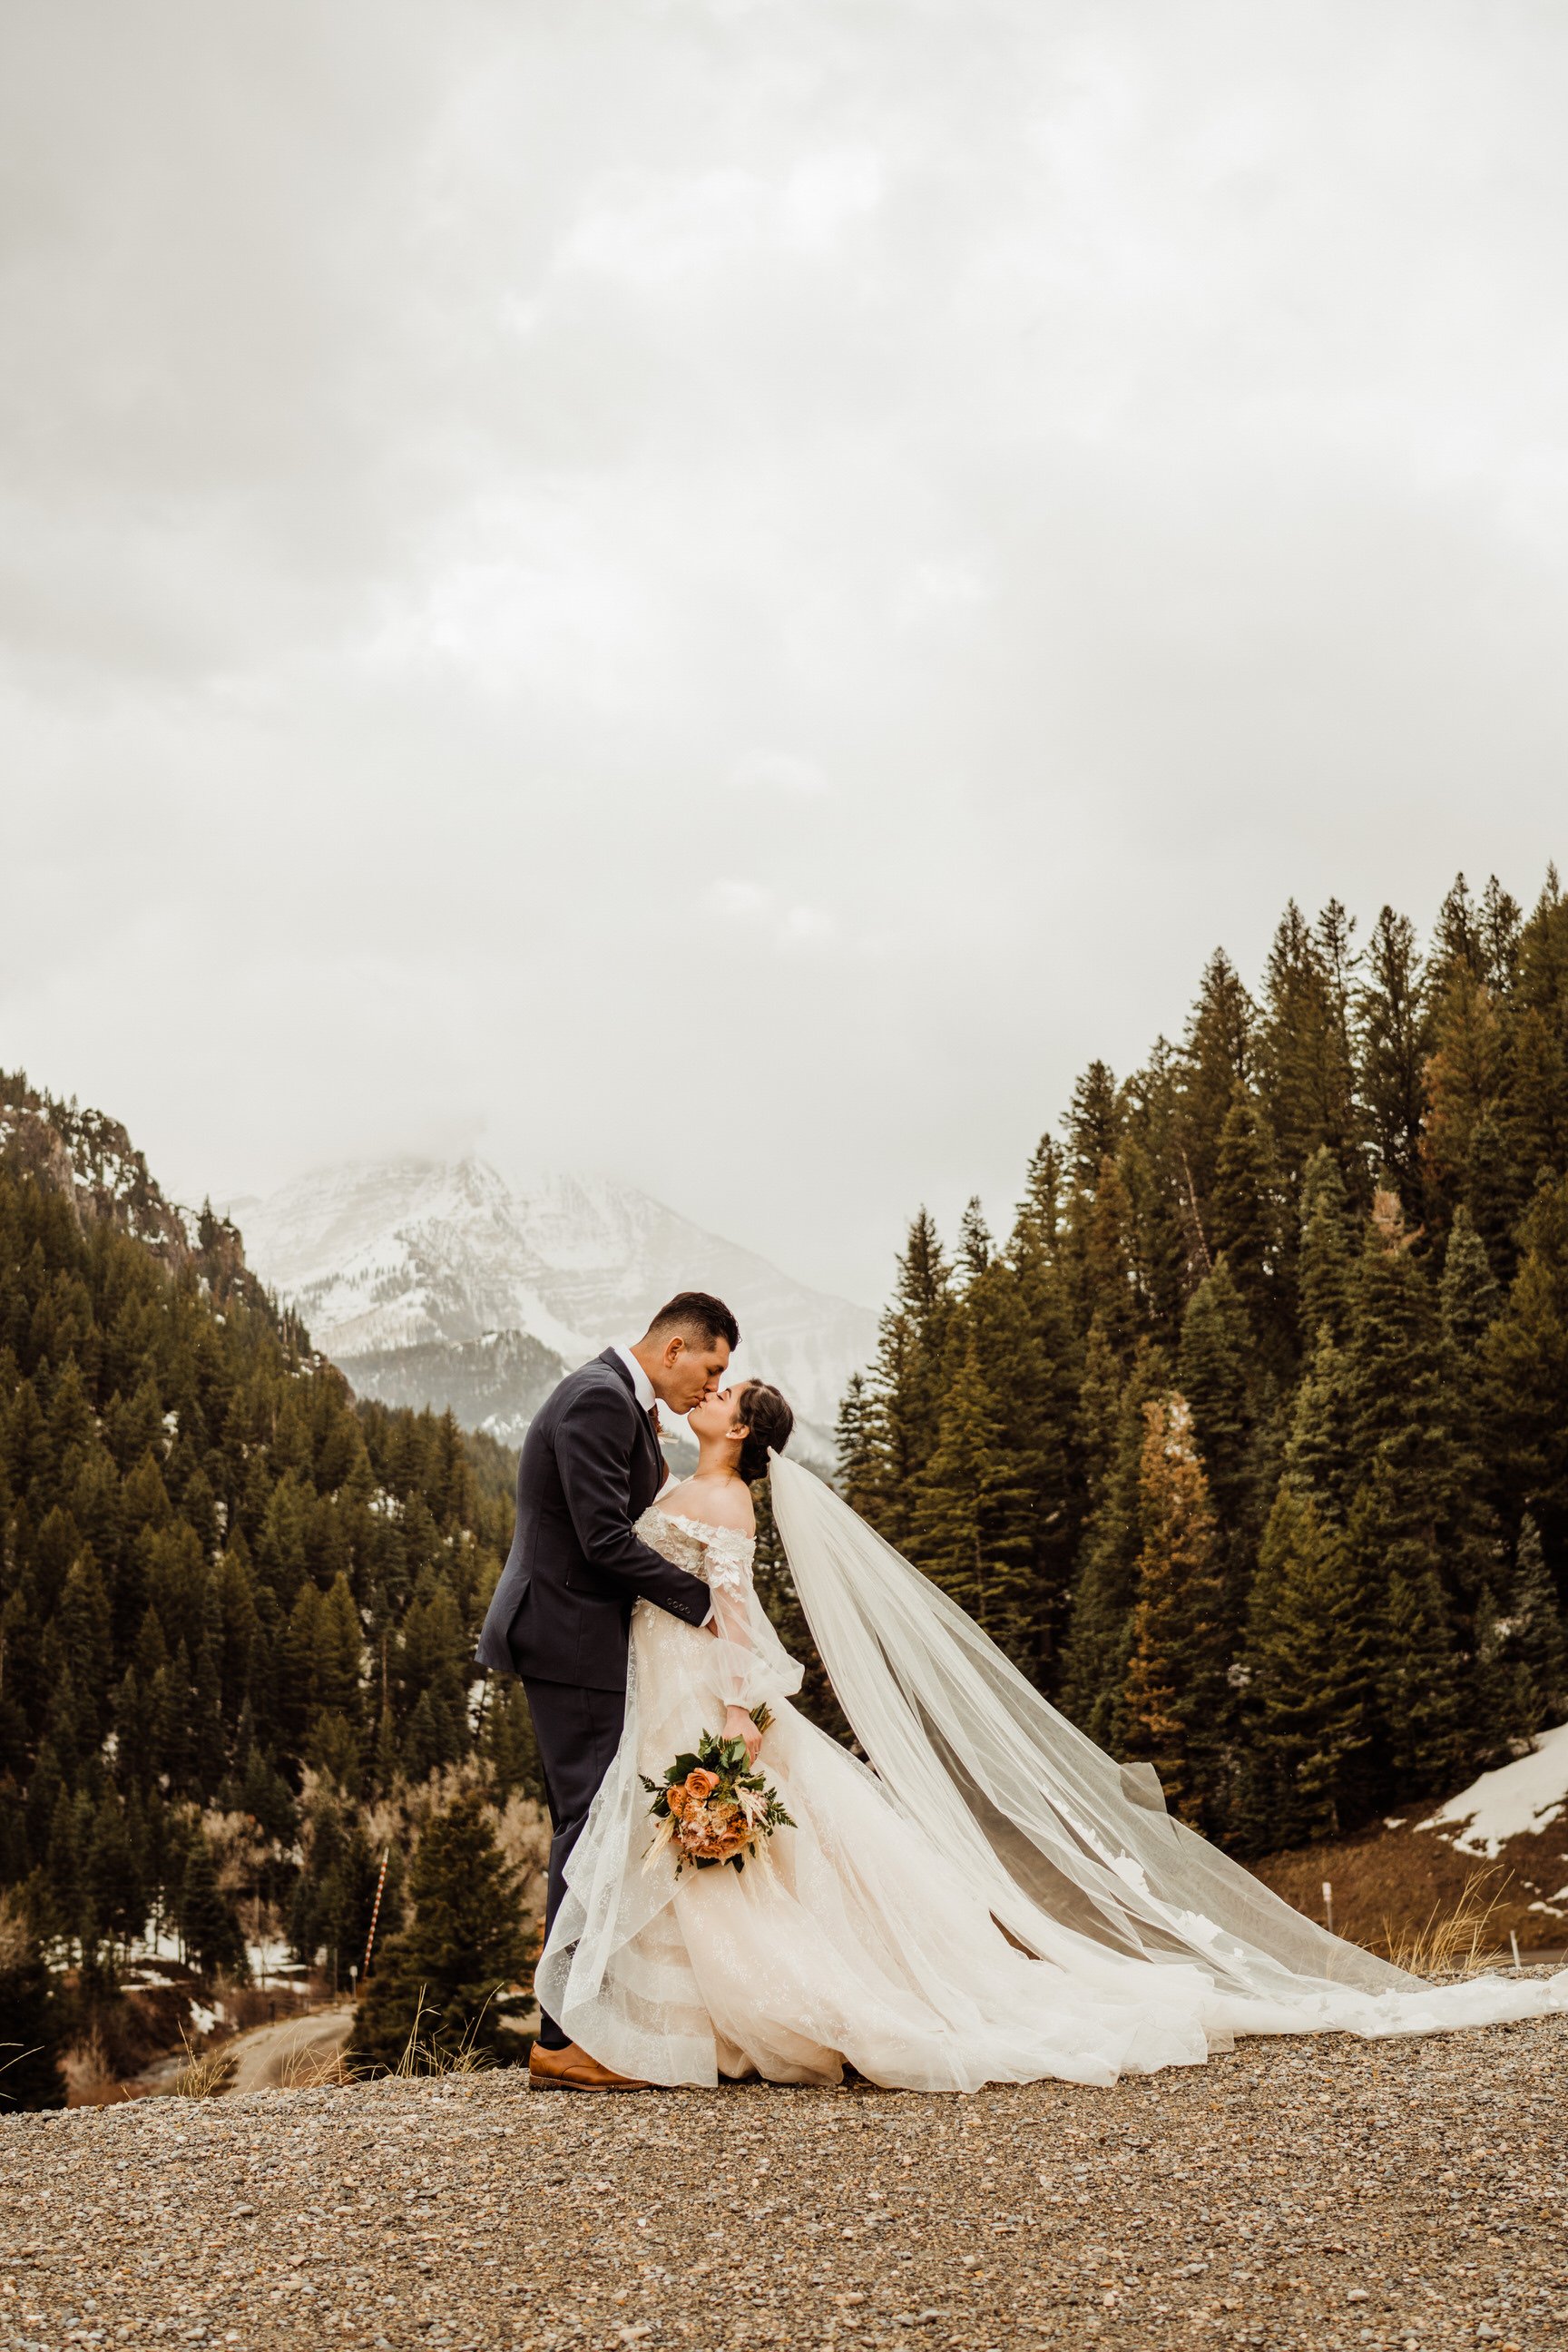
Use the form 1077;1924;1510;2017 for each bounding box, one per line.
642;1706;794;1877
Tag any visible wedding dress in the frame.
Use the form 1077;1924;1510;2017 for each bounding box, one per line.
535;1458;1568;2092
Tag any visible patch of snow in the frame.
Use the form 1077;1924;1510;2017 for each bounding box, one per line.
1383;1817;1407;1829
189;2003;219;2037
247;1937;296;1979
126;1925;184;1964
1420;1720;1568;1857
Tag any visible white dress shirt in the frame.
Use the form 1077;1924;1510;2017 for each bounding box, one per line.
612;1343;655;1412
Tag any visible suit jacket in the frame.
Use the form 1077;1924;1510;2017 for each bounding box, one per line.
475;1348;712;1692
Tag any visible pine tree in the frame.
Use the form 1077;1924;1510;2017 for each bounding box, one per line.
1059;1344;1171;1750
915;1322;1036;1670
1298;1146;1355;1352
1177;949;1256;1211
1436;1205;1507;1602
1244;1484;1376;1845
1485;1171;1568;1537
1065;1062;1124;1183
1343;1195;1454;1579
1420;963;1503;1212
1377;1564;1467;1800
1177;1260;1258;1627
1284;1329;1356;1524
316;1573;364;1721
835;1372;879;1522
1465;1112;1526;1286
1210;1090;1283;1340
1507;1514;1568;1730
1259;901;1360;1197
349;1788;527;2072
957;1197;992;1283
1356;905;1432;1220
178;1831;247;1982
1467;1583;1535;1770
854;1210;955;1550
1122;1395;1230;1832
1074;1153;1141;1354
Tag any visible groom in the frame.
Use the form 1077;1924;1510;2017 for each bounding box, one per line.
475;1290;740;2090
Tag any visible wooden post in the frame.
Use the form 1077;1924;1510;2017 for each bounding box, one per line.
361;1846;392;1984
1322;1879;1334;1936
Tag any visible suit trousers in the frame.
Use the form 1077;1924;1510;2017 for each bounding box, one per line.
523;1675;627;2050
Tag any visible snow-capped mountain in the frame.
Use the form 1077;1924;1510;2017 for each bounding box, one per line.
224;1157;876;1465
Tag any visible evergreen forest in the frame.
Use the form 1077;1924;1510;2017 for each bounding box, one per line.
837;873;1568;1852
0;1073;545;2104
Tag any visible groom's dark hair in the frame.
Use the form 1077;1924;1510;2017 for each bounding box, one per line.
644;1291;740;1351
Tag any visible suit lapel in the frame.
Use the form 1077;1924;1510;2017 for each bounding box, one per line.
601;1348;661;1499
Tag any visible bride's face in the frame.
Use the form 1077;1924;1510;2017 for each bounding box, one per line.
688;1385;746;1445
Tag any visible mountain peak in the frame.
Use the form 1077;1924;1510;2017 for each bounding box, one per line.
228;1154;874;1464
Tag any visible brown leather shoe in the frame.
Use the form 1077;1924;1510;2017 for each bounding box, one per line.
528;2040;649;2092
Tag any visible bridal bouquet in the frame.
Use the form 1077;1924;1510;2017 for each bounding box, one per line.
642;1706;795;1877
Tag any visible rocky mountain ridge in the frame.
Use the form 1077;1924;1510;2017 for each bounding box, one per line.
0;1070;276;1326
223;1155;876;1462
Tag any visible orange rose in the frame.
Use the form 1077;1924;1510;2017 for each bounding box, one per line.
665;1785;690;1818
685;1769;720;1800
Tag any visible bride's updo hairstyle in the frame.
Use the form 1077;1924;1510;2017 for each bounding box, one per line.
735;1381;793;1485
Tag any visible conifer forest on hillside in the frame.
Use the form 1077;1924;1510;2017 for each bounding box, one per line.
837;872;1568;1852
3;869;1567;2111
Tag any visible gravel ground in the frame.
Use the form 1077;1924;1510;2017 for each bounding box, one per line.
4;2002;1565;2352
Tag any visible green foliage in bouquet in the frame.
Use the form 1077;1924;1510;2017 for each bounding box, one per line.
642;1705;795;1875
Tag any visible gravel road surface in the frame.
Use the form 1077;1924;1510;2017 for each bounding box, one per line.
3;2003;1564;2352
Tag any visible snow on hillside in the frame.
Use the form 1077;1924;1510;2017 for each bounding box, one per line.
1420;1720;1568;1858
225;1156;877;1465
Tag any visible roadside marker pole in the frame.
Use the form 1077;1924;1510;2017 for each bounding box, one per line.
361;1847;391;1984
1322;1880;1334;1936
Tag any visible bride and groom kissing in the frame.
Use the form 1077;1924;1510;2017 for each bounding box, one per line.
478;1295;1568;2094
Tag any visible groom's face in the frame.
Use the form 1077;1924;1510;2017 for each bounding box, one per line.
656;1332;731;1415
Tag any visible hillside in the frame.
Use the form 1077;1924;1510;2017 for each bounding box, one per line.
226;1156;876;1465
0;1073;548;2106
843;871;1568;1855
1253;1723;1568;1962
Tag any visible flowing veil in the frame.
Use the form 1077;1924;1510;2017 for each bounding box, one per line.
768;1453;1567;2026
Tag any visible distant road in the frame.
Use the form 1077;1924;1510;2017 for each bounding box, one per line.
227;2004;355;2092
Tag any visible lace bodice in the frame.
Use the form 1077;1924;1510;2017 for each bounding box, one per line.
635;1505;755;1592
632;1504;764;1712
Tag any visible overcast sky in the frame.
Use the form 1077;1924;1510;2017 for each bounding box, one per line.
4;2;1566;1306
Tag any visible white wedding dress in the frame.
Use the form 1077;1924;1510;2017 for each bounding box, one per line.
535;1459;1568;2092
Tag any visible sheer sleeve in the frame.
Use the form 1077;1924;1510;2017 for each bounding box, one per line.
702;1526;762;1710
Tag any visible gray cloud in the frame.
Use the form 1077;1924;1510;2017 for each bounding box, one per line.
4;0;1565;1301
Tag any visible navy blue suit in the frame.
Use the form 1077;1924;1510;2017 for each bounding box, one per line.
476;1348;710;2048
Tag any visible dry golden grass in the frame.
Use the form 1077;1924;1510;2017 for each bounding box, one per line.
166;2031;237;2101
389;1988;499;2080
275;2042;353;2091
1379;1868;1510;1977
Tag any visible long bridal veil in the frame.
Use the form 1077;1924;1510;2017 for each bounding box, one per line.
768;1453;1568;2031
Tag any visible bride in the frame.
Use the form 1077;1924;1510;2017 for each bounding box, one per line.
537;1381;1568;2092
